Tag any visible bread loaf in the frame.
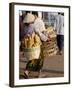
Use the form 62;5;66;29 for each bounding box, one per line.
21;33;41;49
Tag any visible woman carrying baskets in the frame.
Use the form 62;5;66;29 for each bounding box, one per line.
20;13;36;78
21;12;49;79
21;13;43;78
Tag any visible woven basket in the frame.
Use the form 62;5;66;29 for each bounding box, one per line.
23;46;41;60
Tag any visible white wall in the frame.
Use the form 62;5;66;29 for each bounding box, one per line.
0;0;72;90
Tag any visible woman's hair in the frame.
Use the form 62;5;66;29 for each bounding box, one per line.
26;11;30;14
32;11;38;17
24;23;30;26
24;22;34;26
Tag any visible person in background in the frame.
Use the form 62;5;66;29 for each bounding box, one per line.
55;12;64;55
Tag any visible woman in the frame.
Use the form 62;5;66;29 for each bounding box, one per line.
21;13;35;78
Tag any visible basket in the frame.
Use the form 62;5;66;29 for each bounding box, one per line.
23;46;41;60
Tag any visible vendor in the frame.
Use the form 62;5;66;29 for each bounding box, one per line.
21;12;49;78
21;13;35;78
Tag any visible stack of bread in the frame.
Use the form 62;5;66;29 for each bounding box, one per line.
21;32;41;60
21;32;41;49
42;26;57;57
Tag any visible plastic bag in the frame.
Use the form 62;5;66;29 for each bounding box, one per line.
39;32;48;41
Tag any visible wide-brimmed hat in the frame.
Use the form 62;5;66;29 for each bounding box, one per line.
23;13;35;23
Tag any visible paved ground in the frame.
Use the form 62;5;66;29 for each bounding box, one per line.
19;50;64;79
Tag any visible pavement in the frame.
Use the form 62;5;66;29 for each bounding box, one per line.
19;51;64;79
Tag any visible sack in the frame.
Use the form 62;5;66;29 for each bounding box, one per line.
39;33;48;41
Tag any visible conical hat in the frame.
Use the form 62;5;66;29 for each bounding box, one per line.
23;13;35;23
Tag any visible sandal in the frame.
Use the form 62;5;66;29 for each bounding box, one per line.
24;72;29;79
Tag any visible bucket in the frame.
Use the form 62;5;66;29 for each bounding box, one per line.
23;46;41;60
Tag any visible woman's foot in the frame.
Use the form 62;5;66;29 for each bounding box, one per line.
24;71;29;79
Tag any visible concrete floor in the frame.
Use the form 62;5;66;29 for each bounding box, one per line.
19;51;64;79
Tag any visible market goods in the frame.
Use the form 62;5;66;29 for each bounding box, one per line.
21;26;57;59
46;26;56;38
41;26;57;57
23;46;41;60
21;32;41;49
21;32;41;60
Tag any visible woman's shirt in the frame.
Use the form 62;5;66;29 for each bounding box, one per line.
20;24;34;40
